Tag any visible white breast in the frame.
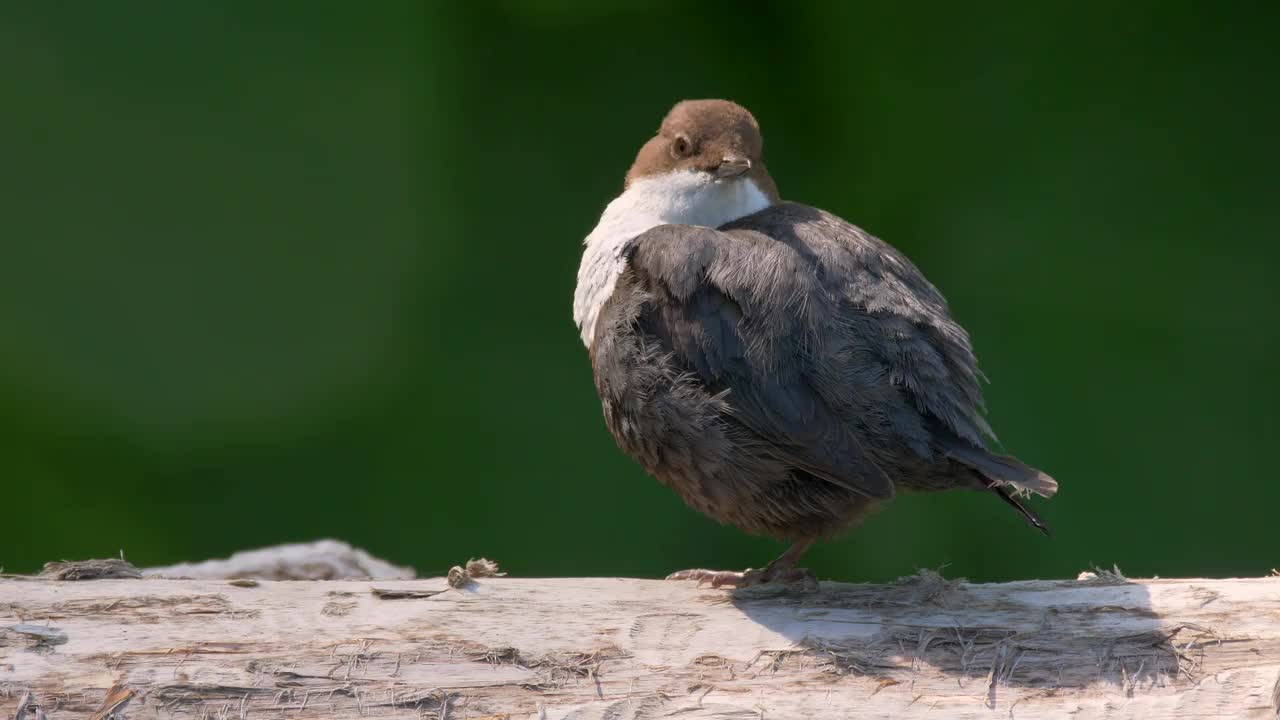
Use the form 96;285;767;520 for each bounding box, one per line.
573;171;771;348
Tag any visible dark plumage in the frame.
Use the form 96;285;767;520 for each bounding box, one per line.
576;100;1056;586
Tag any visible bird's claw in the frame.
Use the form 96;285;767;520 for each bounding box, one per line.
665;567;817;589
664;568;756;587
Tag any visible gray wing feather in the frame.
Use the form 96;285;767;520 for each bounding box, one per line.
622;200;1019;502
624;223;895;500
723;203;995;448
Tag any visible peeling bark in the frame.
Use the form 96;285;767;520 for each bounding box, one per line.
2;558;1278;719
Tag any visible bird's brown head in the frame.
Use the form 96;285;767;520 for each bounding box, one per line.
624;99;779;201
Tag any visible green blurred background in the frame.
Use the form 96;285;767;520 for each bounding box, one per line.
2;2;1276;581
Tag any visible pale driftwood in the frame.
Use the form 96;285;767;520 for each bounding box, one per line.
141;540;416;581
3;566;1279;720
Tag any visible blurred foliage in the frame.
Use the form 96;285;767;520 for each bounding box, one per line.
1;2;1276;581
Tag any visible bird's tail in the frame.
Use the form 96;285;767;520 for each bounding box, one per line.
943;441;1058;536
990;483;1053;536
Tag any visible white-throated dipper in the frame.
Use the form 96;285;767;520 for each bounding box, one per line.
574;99;1057;587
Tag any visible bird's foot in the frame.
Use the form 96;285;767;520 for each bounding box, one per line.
665;568;750;587
665;566;817;589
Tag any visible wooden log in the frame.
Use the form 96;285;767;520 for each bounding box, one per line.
2;556;1278;719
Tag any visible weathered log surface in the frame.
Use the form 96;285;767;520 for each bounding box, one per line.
2;570;1279;719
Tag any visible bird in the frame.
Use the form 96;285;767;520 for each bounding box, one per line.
573;99;1057;587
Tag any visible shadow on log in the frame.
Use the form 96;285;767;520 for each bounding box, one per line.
2;542;1278;719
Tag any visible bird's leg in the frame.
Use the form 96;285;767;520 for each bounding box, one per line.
755;537;815;583
665;538;817;588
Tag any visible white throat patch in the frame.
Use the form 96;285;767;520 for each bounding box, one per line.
573;171;771;348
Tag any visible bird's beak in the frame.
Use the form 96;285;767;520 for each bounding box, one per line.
714;156;752;179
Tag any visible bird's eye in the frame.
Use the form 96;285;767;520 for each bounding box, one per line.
671;135;693;158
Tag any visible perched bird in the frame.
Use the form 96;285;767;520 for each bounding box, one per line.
573;99;1057;587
